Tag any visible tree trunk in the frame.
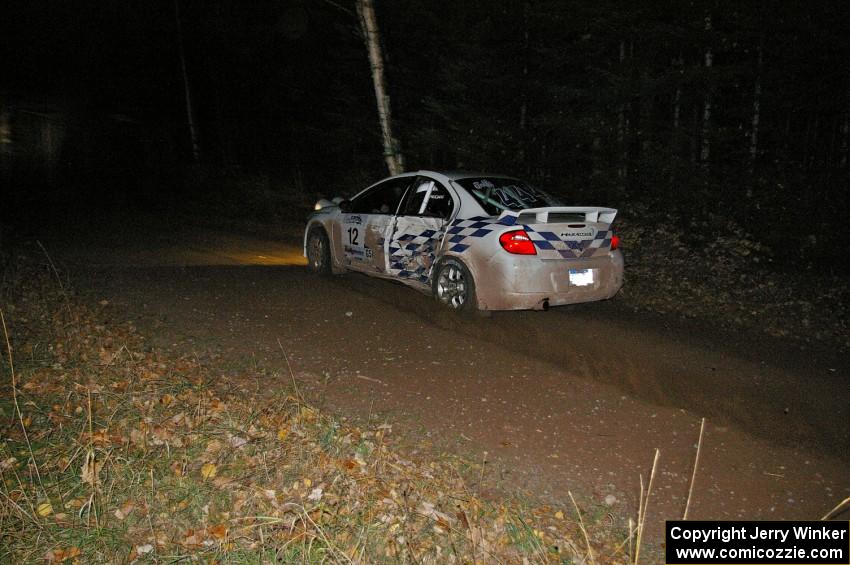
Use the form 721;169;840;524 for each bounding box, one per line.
174;0;200;163
749;42;763;175
0;106;10;185
519;0;529;132
700;14;713;168
617;41;629;188
518;0;530;169
639;69;651;155
690;106;699;165
357;0;404;175
671;54;683;152
669;54;683;194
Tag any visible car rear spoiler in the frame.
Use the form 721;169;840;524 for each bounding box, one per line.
499;206;617;225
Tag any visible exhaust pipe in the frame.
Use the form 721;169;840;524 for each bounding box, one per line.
535;298;550;311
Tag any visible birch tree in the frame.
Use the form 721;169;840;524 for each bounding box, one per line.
356;0;404;175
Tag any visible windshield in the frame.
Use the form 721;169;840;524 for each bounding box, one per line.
454;177;561;215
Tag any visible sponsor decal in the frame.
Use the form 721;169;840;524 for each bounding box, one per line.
561;230;595;238
344;245;365;259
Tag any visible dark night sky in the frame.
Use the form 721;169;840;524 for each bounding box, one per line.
3;3;179;114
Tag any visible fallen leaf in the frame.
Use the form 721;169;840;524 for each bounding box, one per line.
554;510;564;520
49;546;81;563
277;429;289;441
113;500;135;520
135;543;154;555
129;428;146;448
36;501;53;517
90;429;110;446
229;435;248;448
182;529;203;548
201;463;217;480
418;501;452;524
208;524;227;540
204;439;224;457
81;451;102;486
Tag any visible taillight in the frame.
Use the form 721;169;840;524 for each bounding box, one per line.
611;234;620;250
499;230;537;255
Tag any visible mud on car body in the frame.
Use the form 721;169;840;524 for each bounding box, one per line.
304;171;623;312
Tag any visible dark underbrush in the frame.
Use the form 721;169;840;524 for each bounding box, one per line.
616;209;849;350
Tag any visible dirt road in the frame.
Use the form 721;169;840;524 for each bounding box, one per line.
43;221;849;544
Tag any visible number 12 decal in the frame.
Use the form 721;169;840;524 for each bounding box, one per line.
347;227;359;245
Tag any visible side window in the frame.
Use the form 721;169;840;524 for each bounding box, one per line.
399;177;433;216
350;177;411;214
399;177;454;219
423;183;453;218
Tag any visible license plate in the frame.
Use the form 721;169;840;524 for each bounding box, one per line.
569;268;594;286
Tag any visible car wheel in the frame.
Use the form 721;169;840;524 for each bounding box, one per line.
306;228;332;275
433;257;477;312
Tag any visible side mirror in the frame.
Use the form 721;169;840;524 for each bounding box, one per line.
338;199;352;213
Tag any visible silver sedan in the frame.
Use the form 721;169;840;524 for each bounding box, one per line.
304;171;623;312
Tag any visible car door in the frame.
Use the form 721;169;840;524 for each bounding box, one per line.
386;176;456;284
339;176;411;273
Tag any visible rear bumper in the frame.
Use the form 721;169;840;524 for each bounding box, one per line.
472;250;624;311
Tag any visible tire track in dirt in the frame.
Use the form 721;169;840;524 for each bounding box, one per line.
334;269;849;455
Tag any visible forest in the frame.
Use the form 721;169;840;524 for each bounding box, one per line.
2;1;849;269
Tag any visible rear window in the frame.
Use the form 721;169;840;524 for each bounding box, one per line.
455;177;561;215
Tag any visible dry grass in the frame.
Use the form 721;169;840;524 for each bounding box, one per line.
0;250;637;563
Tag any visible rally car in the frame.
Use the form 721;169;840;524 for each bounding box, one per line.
304;171;623;312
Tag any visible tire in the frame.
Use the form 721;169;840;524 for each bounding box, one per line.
432;257;478;312
306;227;332;275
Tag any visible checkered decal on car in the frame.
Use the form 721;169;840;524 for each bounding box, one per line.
445;216;612;258
445;216;514;253
388;229;443;283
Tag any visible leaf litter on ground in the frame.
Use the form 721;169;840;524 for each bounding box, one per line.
0;249;629;563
